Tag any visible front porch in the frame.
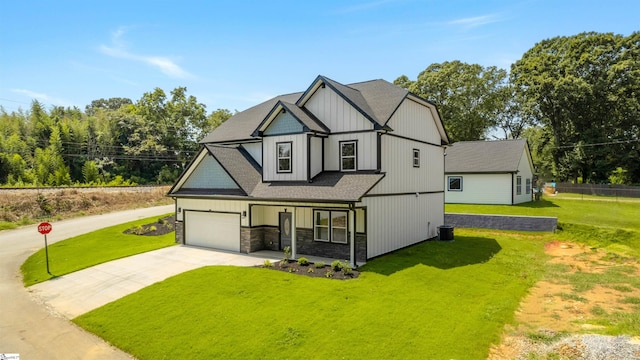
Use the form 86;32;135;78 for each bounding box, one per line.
242;203;367;266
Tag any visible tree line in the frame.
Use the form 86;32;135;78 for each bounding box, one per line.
0;87;232;186
1;31;638;186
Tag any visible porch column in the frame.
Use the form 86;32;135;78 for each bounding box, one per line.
291;207;297;259
349;209;355;267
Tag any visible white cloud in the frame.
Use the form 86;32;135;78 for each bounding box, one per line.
447;14;501;30
11;89;74;107
99;27;192;79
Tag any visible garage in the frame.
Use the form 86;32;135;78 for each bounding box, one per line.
184;211;240;252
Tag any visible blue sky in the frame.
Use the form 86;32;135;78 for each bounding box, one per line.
1;0;638;115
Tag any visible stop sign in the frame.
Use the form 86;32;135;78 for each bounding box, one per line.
38;222;52;235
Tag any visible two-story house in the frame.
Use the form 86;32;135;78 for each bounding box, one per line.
168;75;449;265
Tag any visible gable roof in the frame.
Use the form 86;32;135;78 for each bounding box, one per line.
445;139;530;173
170;144;384;202
199;75;447;144
252;100;330;136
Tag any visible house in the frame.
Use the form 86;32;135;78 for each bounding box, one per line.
444;139;535;205
168;75;449;265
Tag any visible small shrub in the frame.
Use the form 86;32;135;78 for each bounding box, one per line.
342;261;353;276
331;260;344;272
149;225;157;232
279;259;288;268
288;267;296;273
314;261;325;268
307;267;314;273
283;246;291;261
297;257;310;266
131;225;146;235
325;270;334;278
263;259;273;268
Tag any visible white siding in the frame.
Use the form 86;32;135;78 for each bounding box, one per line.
250;203;350;228
324;132;377;171
241;142;262;166
445;173;512;204
176;198;250;226
387;99;442;144
262;134;307;181
369;134;444;194
310;136;323;178
514;148;534;204
360;193;443;258
305;86;374;132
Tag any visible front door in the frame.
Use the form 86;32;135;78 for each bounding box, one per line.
279;212;292;250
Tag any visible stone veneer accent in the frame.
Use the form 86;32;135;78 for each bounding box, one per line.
445;213;557;232
241;226;367;263
175;220;184;244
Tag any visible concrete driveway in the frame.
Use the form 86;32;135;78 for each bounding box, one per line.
0;205;264;360
29;246;279;319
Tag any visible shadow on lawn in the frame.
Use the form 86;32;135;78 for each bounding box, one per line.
362;235;502;276
516;198;559;208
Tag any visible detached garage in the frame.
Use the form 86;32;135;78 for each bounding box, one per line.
184;211;240;252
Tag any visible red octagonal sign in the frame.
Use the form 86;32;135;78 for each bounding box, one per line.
38;222;52;235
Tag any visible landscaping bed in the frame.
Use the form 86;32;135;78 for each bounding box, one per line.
124;215;175;236
260;258;360;280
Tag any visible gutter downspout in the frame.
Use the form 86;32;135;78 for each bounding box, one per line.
349;203;355;267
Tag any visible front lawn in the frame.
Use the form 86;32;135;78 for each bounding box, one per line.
74;229;547;360
21;214;175;286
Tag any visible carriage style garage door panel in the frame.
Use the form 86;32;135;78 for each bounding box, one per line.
185;211;240;252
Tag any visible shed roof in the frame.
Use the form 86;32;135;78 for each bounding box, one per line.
445;139;529;173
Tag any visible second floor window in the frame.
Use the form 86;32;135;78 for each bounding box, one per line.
277;142;292;173
340;141;357;171
413;149;420;168
516;175;522;195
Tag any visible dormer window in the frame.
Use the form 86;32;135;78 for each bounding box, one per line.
340;141;357;172
277;142;292;173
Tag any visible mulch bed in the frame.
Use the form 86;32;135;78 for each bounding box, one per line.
123;215;175;236
260;260;360;280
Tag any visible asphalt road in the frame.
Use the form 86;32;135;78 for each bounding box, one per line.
0;205;173;360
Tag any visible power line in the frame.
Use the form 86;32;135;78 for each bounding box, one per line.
555;138;640;149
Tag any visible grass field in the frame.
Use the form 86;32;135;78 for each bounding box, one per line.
74;230;547;360
446;194;640;257
21;214;175;286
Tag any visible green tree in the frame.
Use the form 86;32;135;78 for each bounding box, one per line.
511;32;640;183
82;160;100;184
395;61;509;142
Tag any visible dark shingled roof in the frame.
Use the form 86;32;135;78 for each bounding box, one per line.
171;145;384;202
445;139;528;173
199;76;416;144
250;172;384;202
200;93;301;143
205;144;262;195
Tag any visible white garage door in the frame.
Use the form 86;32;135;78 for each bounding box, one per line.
185;211;240;252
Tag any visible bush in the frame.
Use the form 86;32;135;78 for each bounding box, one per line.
341;261;353;276
331;260;344;272
307;267;314;273
314;261;325;268
297;257;310;266
263;259;273;268
283;246;291;261
325;270;334;278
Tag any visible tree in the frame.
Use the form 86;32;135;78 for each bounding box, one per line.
85;97;133;116
511;32;640;183
199;108;233;140
395;61;509;142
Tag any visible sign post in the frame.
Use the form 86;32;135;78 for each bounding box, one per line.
38;222;52;274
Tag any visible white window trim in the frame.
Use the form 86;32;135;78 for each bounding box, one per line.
276;142;292;173
340;141;357;172
413;149;420;168
313;209;348;244
526;178;531;194
448;176;462;191
516;175;522;195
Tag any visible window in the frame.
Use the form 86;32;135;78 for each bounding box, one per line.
277;142;292;173
526;178;531;194
413;149;420;168
314;210;348;243
516;176;522;195
448;176;462;191
340;141;356;171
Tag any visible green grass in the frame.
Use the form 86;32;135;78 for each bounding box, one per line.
74;229;547;360
21;214;175;286
446;195;640;257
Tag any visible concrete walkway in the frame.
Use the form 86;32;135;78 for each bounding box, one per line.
29;246;280;318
